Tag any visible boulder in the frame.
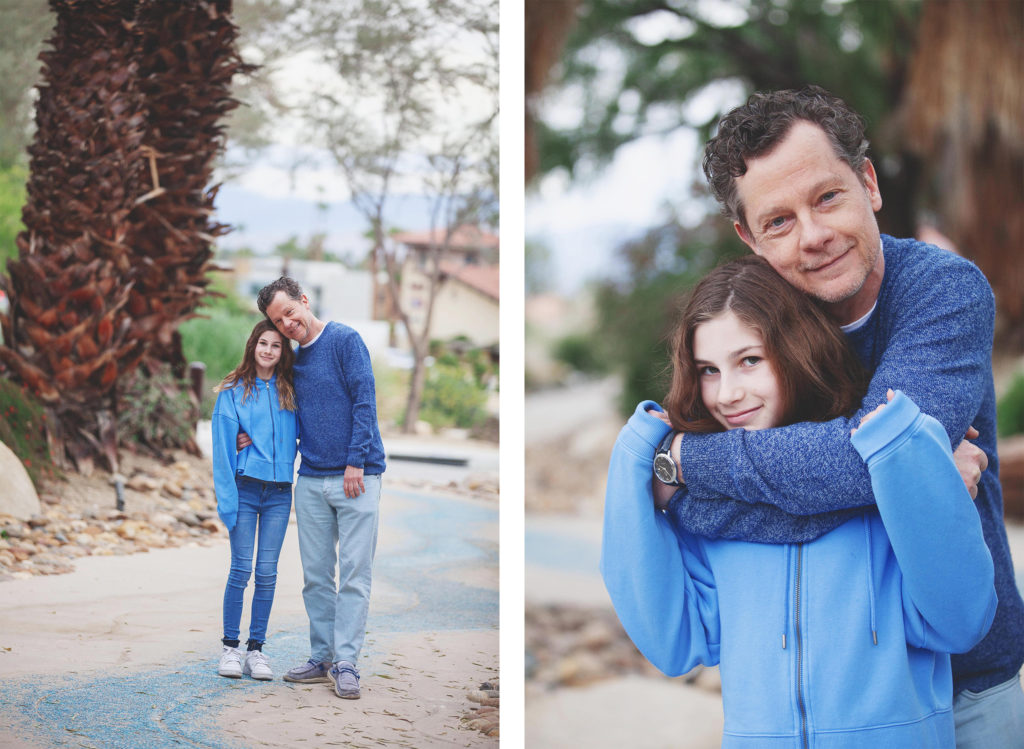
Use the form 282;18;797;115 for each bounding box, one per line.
0;441;40;520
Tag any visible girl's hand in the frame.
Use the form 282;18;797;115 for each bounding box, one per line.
653;476;676;511
851;389;895;434
648;408;672;427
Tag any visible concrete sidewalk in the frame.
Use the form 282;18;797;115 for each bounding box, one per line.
0;486;498;748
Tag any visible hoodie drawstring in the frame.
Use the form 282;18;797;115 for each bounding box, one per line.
863;515;878;645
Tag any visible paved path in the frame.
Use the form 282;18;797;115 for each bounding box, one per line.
0;486;498;748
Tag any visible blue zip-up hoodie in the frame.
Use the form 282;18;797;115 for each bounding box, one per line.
601;394;996;748
211;375;298;531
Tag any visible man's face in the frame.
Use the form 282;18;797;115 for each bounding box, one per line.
732;120;884;325
264;290;315;345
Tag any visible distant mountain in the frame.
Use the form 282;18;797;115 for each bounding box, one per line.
212;184;437;256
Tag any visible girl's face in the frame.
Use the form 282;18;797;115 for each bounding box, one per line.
692;309;785;431
253;330;284;374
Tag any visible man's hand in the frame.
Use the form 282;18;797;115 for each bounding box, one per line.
954;426;988;500
237;431;252;451
343;465;365;498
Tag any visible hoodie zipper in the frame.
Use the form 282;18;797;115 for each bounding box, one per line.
263;379;277;481
795;543;808;749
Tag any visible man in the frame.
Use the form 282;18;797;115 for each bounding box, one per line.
657;86;1024;747
248;276;387;700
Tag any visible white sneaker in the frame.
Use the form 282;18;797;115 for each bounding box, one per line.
218;646;243;678
243;649;273;680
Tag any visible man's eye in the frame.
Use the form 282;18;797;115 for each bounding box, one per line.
769;216;786;229
821;190;837;202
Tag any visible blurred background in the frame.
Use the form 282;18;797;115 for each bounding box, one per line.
523;1;1024;746
0;0;499;484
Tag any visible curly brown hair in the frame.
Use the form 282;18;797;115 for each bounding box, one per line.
702;85;870;234
664;256;866;433
214;319;297;411
256;276;304;316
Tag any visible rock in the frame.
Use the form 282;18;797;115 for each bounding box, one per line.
115;521;145;540
126;475;161;492
174;510;202;527
162;480;184;498
149;512;178;529
0;441;41;521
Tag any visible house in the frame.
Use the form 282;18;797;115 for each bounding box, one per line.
389;226;499;348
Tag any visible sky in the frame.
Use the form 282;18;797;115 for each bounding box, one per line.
525;79;747;294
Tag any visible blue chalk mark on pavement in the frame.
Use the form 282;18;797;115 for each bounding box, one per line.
0;490;497;749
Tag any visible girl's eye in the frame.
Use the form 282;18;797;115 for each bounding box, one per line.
699;365;719;376
741;356;761;367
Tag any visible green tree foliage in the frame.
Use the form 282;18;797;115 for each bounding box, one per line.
538;0;922;236
594;216;746;415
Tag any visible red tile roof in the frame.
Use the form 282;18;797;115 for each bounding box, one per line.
439;260;499;300
393;225;499;251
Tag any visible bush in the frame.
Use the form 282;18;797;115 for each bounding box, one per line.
998;373;1024;438
418;362;489;429
0;164;27;267
0;377;58;488
553;333;608;376
117;362;198;453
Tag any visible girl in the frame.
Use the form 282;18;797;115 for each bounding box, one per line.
601;256;996;747
212;319;298;681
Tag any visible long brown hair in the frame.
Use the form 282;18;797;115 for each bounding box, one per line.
214;319;296;411
664;255;866;433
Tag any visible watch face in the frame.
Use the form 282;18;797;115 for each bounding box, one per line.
654;453;676;484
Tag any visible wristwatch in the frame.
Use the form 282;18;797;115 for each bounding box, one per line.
654;430;682;486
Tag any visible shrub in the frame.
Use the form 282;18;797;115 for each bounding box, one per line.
553;333;608;376
117;362;198;454
998;373;1024;438
0;377;58;488
418;362;489;429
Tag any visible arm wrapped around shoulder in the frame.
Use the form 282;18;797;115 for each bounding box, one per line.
851;391;997;653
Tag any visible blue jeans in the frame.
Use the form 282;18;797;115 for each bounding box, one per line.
294;473;381;665
222;476;292;644
954;672;1024;749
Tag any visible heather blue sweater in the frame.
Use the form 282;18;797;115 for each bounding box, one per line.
667;236;1024;694
293;321;386;476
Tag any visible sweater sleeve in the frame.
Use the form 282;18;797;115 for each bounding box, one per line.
338;330;378;469
211;389;241;531
851;391;997;653
670;247;994;540
600;402;721;676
